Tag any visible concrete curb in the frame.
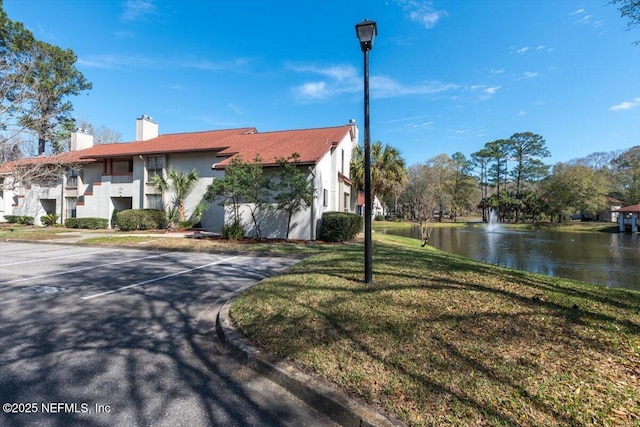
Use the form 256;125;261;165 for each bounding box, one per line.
216;298;408;427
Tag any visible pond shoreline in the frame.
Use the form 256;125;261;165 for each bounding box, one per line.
375;220;639;292
373;219;621;233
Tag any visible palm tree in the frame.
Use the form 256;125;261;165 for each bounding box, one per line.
151;168;199;223
351;141;407;211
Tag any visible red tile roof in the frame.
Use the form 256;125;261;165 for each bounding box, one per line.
0;124;354;172
213;126;353;168
612;204;640;213
0;151;95;174
79;127;257;159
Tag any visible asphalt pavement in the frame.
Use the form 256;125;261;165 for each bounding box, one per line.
0;242;338;427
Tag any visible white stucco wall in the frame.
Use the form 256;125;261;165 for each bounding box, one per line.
13;182;62;225
0;176;16;222
227;129;357;240
162;152;225;230
5;123;359;238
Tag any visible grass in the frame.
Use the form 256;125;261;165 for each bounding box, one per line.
0;224;74;240
231;233;640;426
80;234;341;255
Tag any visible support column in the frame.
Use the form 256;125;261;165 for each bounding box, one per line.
632;213;638;233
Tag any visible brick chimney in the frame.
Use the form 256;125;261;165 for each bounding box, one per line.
136;115;158;141
70;128;94;151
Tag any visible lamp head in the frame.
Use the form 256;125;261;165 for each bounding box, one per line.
355;19;377;52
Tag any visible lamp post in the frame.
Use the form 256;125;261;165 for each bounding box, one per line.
355;19;377;285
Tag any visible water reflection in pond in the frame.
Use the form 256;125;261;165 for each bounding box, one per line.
379;225;640;292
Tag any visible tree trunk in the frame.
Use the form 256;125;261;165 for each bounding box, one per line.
286;211;293;240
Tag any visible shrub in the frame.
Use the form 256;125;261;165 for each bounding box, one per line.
115;209;166;231
222;220;244;240
111;208;119;228
4;215;34;225
178;220;194;229
65;217;108;229
374;214;384;221
41;213;59;226
318;212;363;242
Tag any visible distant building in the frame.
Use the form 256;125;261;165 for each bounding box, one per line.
612;204;640;233
0;116;360;240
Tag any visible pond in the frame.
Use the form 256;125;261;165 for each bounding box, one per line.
379;224;640;292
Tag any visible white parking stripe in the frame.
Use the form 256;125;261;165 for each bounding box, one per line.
81;255;241;300
0;248;118;267
0;252;177;285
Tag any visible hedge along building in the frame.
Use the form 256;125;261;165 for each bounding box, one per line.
0;116;359;240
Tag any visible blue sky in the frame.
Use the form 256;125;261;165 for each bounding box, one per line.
5;0;639;166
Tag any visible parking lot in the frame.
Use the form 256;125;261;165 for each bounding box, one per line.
0;241;332;426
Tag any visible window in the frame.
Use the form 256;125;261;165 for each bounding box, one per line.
344;192;350;212
146;156;164;181
66;168;79;187
112;159;133;175
66;197;77;218
147;194;163;210
323;189;328;207
341;149;345;174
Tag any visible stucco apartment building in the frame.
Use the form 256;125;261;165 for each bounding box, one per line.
0;116;359;240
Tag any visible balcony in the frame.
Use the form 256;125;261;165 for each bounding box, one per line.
107;174;133;184
65;176;78;188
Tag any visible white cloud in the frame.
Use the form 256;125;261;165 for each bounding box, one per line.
466;84;501;97
576;15;592;25
286;63;357;81
571;8;606;31
77;54;157;69
227;104;244;115
372;76;457;98
113;30;134;38
78;54;250;72
406;120;434;129
394;0;447;29
288;61;456;101
294;82;330;100
288;63;359;101
523;71;539;79
517;111;527;117
610;97;640;111
121;0;157;22
512;45;553;55
184;58;251;71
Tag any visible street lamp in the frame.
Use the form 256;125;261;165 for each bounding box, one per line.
355;19;377;285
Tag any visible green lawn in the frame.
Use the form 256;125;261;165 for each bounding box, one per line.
231;233;640;426
79;234;340;255
0;224;74;240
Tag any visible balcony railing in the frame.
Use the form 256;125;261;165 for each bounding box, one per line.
66;176;78;187
110;174;133;183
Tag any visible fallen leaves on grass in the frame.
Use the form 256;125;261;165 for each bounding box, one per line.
232;234;640;426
